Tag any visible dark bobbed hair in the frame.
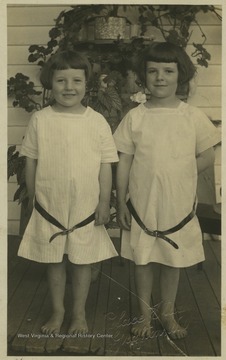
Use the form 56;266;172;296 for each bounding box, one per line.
40;50;92;90
136;42;196;86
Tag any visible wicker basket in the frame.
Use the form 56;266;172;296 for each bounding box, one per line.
95;17;126;40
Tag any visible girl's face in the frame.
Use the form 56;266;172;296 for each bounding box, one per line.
51;68;86;112
146;62;179;101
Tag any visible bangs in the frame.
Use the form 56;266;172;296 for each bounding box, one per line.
52;54;85;71
147;51;178;64
145;43;179;64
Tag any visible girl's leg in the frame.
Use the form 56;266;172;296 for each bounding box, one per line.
159;265;187;339
68;263;91;335
132;263;154;337
41;258;67;335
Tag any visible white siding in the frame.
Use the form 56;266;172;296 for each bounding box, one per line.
7;5;222;235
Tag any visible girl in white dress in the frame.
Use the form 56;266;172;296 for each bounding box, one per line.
18;50;118;335
114;42;220;339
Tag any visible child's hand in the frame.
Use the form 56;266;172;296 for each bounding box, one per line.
117;202;131;230
94;201;110;226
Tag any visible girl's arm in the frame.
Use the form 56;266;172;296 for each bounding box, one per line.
25;157;37;215
95;163;112;226
196;147;215;174
116;153;133;230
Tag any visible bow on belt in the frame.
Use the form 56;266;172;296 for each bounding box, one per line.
35;198;95;243
126;199;196;249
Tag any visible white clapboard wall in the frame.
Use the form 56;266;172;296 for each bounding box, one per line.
7;5;222;235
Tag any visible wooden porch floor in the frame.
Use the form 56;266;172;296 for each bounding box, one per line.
8;235;221;356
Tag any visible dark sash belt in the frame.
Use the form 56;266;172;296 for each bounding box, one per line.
35;198;95;243
127;199;196;249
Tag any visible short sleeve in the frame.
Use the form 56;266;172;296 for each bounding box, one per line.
20;112;38;159
193;107;221;155
99;119;119;163
113;112;135;154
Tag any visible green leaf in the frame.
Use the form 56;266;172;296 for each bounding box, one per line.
105;87;122;111
97;90;112;112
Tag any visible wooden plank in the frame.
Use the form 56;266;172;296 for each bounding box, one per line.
25;290;51;353
7;6;71;26
195;9;222;25
186;266;221;355
196;65;221;86
11;272;48;352
8;261;47;342
105;257;131;356
7;235;20;262
208;239;221;265
177;268;216;356
8;45;34;65
128;261;160;356
188;86;221;107
8;257;30;299
89;260;112;355
8;126;27;145
202;241;221;305
8;26;52;46
8;201;21;220
8;220;20;236
8;107;31;126
187;25;222;45
7;238;27;298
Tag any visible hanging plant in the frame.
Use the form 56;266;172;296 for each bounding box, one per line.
137;5;221;67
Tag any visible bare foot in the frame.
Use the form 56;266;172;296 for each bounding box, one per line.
131;316;153;338
68;315;88;335
160;315;187;339
41;311;65;335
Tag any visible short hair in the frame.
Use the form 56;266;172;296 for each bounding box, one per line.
136;42;196;86
40;50;92;90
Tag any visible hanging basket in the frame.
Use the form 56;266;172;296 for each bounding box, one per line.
95;16;127;40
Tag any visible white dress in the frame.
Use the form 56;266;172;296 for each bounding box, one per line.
18;106;119;264
113;102;221;267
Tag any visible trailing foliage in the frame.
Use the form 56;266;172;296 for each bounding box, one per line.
8;146;27;205
8;73;42;112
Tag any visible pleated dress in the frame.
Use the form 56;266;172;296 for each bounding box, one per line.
113;101;221;267
18;106;119;264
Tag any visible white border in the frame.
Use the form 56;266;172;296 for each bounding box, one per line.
1;1;225;359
